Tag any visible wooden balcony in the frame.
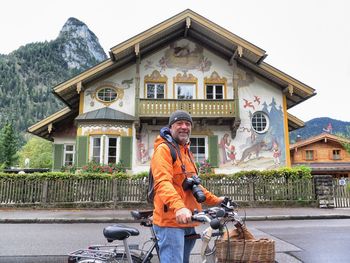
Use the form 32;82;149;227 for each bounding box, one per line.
138;99;235;118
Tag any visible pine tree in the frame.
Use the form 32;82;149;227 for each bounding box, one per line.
0;122;18;168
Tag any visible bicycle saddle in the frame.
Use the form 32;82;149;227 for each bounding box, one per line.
103;224;140;242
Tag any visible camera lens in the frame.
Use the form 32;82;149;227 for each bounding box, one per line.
192;185;206;203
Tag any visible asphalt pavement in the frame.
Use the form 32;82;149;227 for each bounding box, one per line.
0;206;350;223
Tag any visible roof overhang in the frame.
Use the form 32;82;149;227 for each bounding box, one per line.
287;113;305;132
27;107;76;140
290;133;350;150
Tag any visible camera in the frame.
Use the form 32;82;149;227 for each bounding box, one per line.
182;175;206;203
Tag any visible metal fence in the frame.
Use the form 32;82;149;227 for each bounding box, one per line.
0;177;315;207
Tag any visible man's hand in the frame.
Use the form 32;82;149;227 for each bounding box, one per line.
175;207;192;224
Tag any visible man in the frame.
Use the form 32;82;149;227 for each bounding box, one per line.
150;110;224;263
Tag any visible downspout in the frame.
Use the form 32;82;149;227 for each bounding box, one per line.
135;43;141;140
230;55;241;139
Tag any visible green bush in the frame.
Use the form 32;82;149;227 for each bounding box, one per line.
81;161;126;174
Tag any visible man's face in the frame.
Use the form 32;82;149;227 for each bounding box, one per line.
170;120;192;145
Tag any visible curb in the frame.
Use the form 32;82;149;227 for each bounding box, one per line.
1;214;350;224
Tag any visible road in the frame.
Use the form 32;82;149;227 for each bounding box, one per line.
0;219;349;263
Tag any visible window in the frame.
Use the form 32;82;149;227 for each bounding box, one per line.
251;112;269;133
146;83;165;99
305;150;314;161
64;144;75;166
91;137;102;163
96;87;118;102
176;83;195;99
206;84;223;99
333;149;341;160
107;137;117;163
190;137;206;162
90;136;119;164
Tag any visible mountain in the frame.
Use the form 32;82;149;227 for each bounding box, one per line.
0;17;107;142
289;117;350;143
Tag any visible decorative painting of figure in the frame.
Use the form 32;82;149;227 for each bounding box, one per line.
227;144;237;165
219;133;237;165
137;127;150;164
272;140;281;166
219;133;230;164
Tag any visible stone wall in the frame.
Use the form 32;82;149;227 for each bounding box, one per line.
314;175;335;208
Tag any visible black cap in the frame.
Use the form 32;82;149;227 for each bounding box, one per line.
168;110;193;127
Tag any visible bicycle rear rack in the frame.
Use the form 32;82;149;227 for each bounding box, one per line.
68;249;118;261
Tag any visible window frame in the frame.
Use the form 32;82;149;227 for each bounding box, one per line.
205;84;224;100
90;135;120;164
175;83;196;100
63;144;75;166
305;149;314;161
145;83;165;99
251;111;269;134
332;149;342;160
190;136;207;163
95;86;118;103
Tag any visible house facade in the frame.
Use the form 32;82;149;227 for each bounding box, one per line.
290;133;350;178
28;10;315;174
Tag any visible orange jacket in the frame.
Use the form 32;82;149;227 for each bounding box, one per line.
151;136;221;228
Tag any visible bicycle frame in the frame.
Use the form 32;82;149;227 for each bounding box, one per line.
68;205;239;263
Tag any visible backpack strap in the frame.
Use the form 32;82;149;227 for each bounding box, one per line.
162;141;177;164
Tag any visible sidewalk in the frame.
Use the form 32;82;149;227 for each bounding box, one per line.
0;207;350;223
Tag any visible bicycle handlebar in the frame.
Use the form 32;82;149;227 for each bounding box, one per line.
191;204;240;229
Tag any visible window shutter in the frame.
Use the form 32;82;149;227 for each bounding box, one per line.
208;135;219;167
53;144;64;171
120;136;132;168
314;150;317;160
302;150;306;160
76;136;88;168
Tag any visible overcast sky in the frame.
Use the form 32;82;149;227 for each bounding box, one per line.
1;0;349;122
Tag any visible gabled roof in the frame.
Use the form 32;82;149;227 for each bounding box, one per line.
52;9;315;111
287;113;305;131
290;133;350;150
27;107;74;140
75;107;136;123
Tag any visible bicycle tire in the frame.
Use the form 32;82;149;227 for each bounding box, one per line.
74;253;145;263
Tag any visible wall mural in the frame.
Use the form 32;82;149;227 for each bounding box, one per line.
136;126;151;165
218;96;286;170
144;40;212;72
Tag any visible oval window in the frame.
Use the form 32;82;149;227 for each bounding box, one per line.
251;111;269;133
96;87;118;102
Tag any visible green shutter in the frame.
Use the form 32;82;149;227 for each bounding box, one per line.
76;136;88;168
120;136;132;168
208;135;219;167
53;144;64;171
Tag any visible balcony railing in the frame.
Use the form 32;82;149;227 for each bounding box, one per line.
139;99;235;117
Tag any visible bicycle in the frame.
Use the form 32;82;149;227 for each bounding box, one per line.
68;201;243;263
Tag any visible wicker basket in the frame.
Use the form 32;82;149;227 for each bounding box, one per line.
215;238;275;263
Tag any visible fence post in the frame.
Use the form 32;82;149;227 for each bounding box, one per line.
112;179;118;208
313;175;335;208
41;180;48;207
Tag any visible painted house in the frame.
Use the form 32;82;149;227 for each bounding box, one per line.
28;9;316;174
290;133;350;178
